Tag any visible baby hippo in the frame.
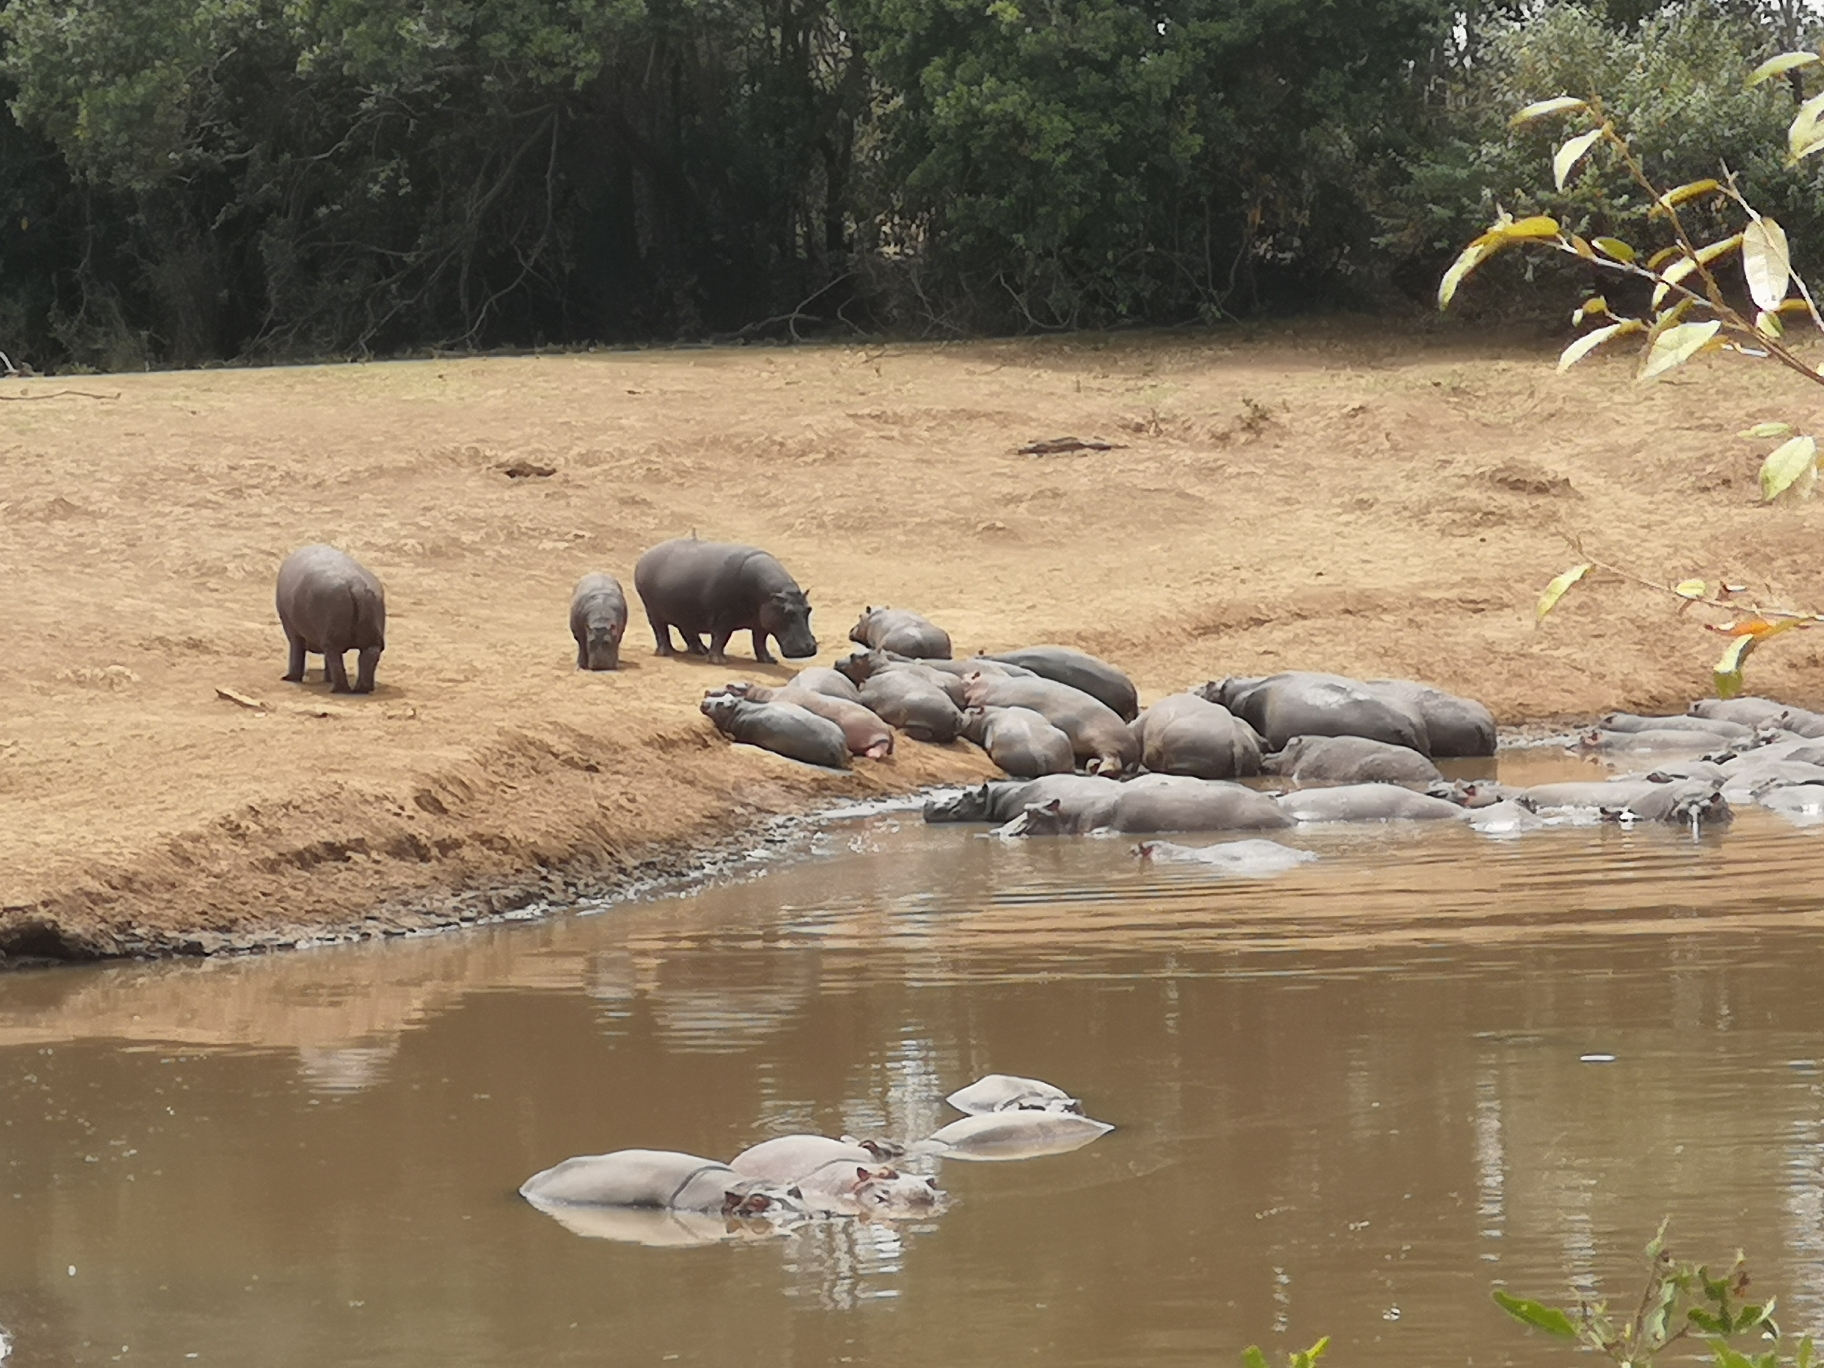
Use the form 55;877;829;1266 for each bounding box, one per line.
700;694;849;769
276;543;386;693
570;572;628;671
730;1135;944;1216
519;1148;807;1219
960;706;1075;777
1263;735;1441;786
850;607;953;659
714;682;893;758
946;1074;1082;1115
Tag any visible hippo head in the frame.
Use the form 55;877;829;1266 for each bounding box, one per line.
762;589;818;660
835;649;881;685
849;607;881;648
993;798;1066;838
958;706;989;745
699;693;741;730
1669;784;1733;828
923;783;997;823
582;619;624;671
848;1166;946;1216
721;1180;811;1221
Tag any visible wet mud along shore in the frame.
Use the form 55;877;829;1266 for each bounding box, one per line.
7;325;1824;964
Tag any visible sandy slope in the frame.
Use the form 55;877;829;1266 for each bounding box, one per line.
3;323;1821;961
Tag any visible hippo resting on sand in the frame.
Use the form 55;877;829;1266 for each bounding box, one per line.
1202;673;1431;755
1129;694;1263;780
700;694;848;769
982;646;1138;722
837;649;968;705
1600;712;1751;740
962;673;1139;775
1690;696;1824;738
946;1074;1082;1115
924;775;1122;824
1364;679;1497;757
1134;838;1316;876
961;706;1075;777
919;1112;1114;1162
996;774;1293;837
895;654;1033;681
859;671;964;743
1520;779;1732;824
276;544;386;693
713;682;892;758
520;1149;808;1219
1263;735;1441;786
570;572;628;671
729;1136;944;1216
634;538;816;664
789;666;864;703
1276;783;1468;823
850;607;952;659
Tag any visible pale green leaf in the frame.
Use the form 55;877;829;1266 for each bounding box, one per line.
1558;322;1629;371
1675;579;1708;600
1439;241;1494;310
1640;320;1722;380
1493;1290;1579;1338
1554;128;1605;191
1652;179;1722;215
1593;236;1637;263
1749;51;1821;86
1743;217;1793;312
1741;421;1796;439
1500;215;1562;241
1717;635;1757;699
1511;96;1587;125
1572;295;1609;324
1757;309;1785;338
1789;91;1824;159
1761;435;1819;500
1653;255;1698;308
1537;563;1593;624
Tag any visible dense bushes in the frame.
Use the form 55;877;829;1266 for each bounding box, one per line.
0;0;1815;366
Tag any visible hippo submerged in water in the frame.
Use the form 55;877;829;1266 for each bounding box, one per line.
995;774;1292;837
729;1135;944;1216
634;538;816;664
276;543;387;694
520;1148;809;1219
946;1074;1082;1115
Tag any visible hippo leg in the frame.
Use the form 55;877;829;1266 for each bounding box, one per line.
651;621;677;656
325;650;352;693
707;629;734;665
751;629;776;665
576;641;588;669
354;647;380;694
283;631;307;684
684;632;709;656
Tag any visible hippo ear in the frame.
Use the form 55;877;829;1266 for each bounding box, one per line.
747;1193;773;1211
856;1167;874;1182
787;1186;802;1199
1043;798;1062;814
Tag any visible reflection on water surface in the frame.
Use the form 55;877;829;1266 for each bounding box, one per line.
6;757;1824;1366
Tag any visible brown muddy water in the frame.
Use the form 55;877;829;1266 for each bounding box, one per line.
7;753;1824;1367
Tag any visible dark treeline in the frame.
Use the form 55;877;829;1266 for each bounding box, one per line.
0;0;1816;369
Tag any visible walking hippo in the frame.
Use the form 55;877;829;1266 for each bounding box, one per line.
849;607;953;659
981;646;1139;722
1262;735;1442;786
924;774;1124;824
997;774;1292;836
519;1149;809;1218
960;706;1075;777
1363;679;1497;757
858;671;965;743
1135;838;1317;876
1690;696;1824;737
1599;712;1751;740
946;1075;1083;1115
1201;673;1431;755
712;683;892;758
729;1136;944;1216
1521;779;1731;824
633;538;817;664
569;572;628;671
1131;693;1264;779
963;673;1139;775
700;694;849;769
919;1111;1114;1161
788;666;864;703
837;649;968;705
276;543;386;694
1276;783;1468;823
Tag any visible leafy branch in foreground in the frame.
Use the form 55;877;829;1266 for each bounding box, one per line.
1493;1221;1812;1368
1441;58;1824;693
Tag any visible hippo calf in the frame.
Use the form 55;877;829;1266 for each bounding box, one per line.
960;706;1075;777
946;1074;1082;1116
1263;735;1442;786
850;607;952;659
519;1148;807;1218
1130;693;1264;780
788;666;864;703
700;694;849;769
963;673;1138;775
634;538;816;664
730;1135;943;1216
982;646;1138;722
276;543;386;694
920;1112;1115;1161
858;671;965;743
714;682;892;758
838;649;968;705
569;572;628;671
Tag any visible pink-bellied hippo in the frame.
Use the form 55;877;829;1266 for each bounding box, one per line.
1263;735;1441;786
276;544;386;694
729;1135;944;1216
712;682;892;758
1275;783;1468;823
633;538;816;664
996;774;1292;836
849;607;952;659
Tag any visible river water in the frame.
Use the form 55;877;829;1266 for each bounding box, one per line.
7;754;1824;1367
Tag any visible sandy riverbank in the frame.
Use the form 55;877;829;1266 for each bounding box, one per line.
4;323;1822;963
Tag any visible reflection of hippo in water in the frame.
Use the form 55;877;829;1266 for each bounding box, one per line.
1129;693;1264;780
921;1111;1114;1161
981;646;1139;722
730;1135;944;1216
849;607;953;659
996;774;1292;837
1263;734;1440;786
1275;783;1467;823
960;706;1075;777
946;1074;1082;1115
1202;673;1430;755
519;1149;809;1218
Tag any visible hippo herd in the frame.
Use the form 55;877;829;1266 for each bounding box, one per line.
518;1073;1112;1246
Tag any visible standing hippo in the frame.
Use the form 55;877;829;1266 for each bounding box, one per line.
1130;693;1264;780
276;543;386;694
858;671;965;743
569;572;628;671
633;538;816;664
982;646;1139;722
960;706;1075;777
729;1136;944;1216
712;683;893;758
1263;735;1442;786
962;673;1139;775
1203;673;1431;755
1275;783;1468;822
850;607;952;659
1363;679;1497;757
520;1149;808;1218
700;694;849;769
